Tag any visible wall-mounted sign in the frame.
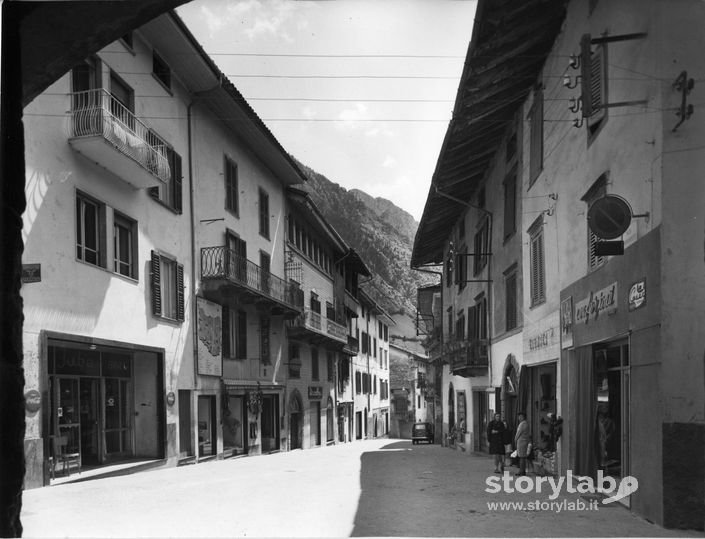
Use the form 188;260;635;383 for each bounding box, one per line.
525;311;561;360
629;279;647;311
166;391;176;407
575;282;618;325
21;264;41;283
308;386;323;400
587;195;632;239
560;297;574;349
197;297;223;377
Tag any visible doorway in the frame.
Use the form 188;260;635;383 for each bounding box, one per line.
261;394;280;452
289;392;303;450
197;395;216;458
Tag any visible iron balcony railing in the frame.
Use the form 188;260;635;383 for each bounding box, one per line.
289;309;347;343
343;335;359;355
68;88;171;183
201;246;304;311
445;337;489;374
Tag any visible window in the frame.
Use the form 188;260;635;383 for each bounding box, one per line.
455;246;467;288
505;267;518;331
149;147;183;213
226;232;247;281
260;316;270;364
504;169;517;240
259;189;270;239
373;338;377;358
259;252;271;293
473;219;490;275
326;301;335;320
469;295;488;340
581;34;608;139
113;212;137;278
355;371;362;394
384;326;388;342
289;344;301;379
455;311;466;340
310;292;321;314
583;175;608;270
373;375;377;395
225;157;238;215
76;191;105;267
311;348;319;381
150;251;184;321
529;86;544;186
361;331;368;354
529;218;546;307
109;73;134;129
222;308;247;359
152;51;171;90
327;352;335;382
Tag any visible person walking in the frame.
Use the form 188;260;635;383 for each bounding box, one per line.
514;412;531;476
487;413;506;473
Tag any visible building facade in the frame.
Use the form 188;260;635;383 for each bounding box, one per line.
413;0;705;530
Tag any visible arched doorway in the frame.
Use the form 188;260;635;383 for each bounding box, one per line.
289;390;303;450
502;356;519;433
448;383;456;431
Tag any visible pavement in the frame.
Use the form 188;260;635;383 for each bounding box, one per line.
19;438;704;538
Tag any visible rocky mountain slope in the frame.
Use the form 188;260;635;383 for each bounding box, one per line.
296;161;435;320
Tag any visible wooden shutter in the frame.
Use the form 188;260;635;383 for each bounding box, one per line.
172;151;183;214
467;305;477;340
151;251;161;316
176;263;185;321
222;306;231;359
504;171;517;238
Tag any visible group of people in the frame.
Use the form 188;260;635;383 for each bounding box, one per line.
487;412;532;476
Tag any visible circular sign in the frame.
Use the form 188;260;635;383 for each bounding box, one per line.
587;195;633;240
166;391;176;407
24;389;41;414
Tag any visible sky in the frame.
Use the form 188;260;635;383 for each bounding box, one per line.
176;0;478;222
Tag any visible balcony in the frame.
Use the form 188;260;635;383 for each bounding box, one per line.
445;338;489;377
342;335;359;356
223;358;273;383
201;246;304;316
68;89;171;189
287;309;348;347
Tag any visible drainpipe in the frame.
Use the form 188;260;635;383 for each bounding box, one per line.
188;99;198;391
431;184;495;428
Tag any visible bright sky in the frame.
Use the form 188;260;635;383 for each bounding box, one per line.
176;0;477;221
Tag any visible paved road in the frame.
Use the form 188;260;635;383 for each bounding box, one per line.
21;438;701;538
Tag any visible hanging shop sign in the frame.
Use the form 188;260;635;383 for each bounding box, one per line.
560;297;574;349
196;297;223;377
308;386;323;400
628;279;647;311
574;282;618;325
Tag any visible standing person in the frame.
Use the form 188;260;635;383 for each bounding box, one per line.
514;412;531;476
487;413;506;473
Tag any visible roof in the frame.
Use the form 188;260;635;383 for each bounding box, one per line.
286;187;348;255
358;289;396;325
411;0;567;267
139;12;308;187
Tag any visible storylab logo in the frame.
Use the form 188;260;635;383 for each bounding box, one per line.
485;470;639;505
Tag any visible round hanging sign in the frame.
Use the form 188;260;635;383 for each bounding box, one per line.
24;389;41;414
166;391;176;406
587;195;633;240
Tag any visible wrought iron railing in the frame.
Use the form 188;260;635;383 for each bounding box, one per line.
68;88;171;183
201;246;303;311
289;309;347;342
445;337;489;373
345;335;359;354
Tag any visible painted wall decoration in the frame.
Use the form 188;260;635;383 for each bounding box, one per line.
197;297;223;377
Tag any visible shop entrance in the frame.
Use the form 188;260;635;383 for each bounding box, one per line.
594;342;630;483
261;394;280;452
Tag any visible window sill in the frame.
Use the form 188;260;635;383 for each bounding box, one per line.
151;73;174;96
154;314;184;325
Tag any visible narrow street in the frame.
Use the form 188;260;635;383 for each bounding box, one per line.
21;438;698;538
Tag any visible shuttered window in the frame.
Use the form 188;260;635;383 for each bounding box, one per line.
529;222;546;307
505;271;518;331
151;250;184;321
224;157;238;215
259;188;270;239
529;86;544;187
581;34;607;138
504;169;517;240
473;220;490;275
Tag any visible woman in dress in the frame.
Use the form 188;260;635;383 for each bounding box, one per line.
487;413;506;473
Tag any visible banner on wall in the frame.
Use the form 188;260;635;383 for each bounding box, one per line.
197;297;223;377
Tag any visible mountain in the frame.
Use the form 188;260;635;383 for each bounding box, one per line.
295;161;435;321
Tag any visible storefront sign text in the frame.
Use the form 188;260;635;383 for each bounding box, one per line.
574;283;618;324
529;328;556;352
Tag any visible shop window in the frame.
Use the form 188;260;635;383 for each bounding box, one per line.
150;251;184;322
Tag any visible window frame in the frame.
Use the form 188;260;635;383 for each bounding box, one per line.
113;210;138;279
150;250;185;322
473;219;490;275
528;217;546;308
528;85;544;187
152;50;172;91
224;156;239;216
503;168;518;241
149;146;183;214
504;265;518;331
76;190;106;268
258;188;270;240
